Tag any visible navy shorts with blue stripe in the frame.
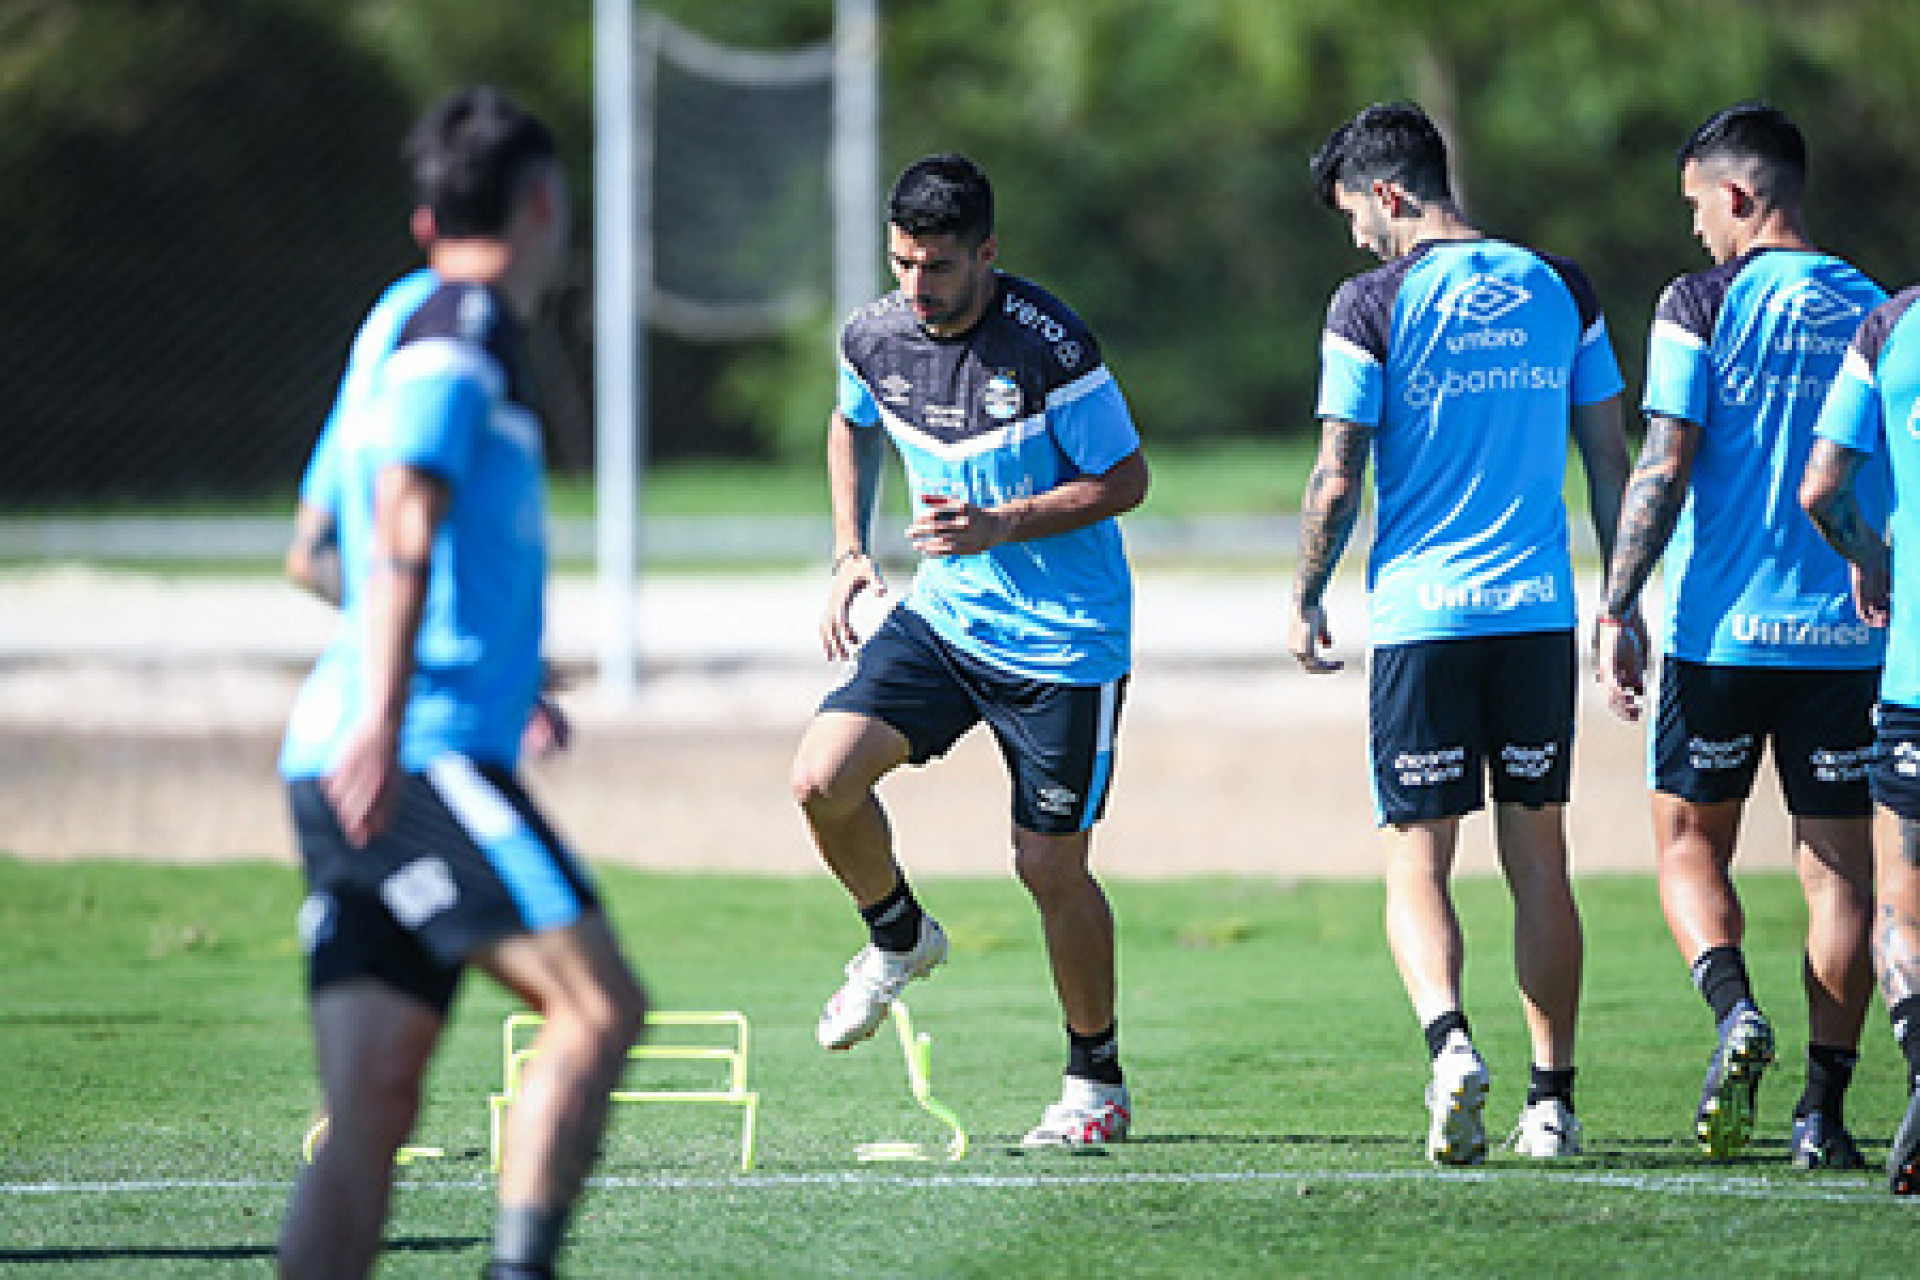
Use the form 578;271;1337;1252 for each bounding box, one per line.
821;605;1126;835
288;756;600;1014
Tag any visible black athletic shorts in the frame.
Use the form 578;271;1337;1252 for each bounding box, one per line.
1651;658;1876;816
288;755;601;1014
1368;630;1575;825
1870;701;1920;821
819;605;1126;835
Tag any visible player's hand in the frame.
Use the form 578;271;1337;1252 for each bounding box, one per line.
907;493;1007;558
1289;600;1342;674
521;693;572;759
324;720;404;847
1593;611;1649;722
1851;561;1892;629
821;551;887;662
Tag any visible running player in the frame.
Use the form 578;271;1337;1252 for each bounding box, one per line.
276;88;647;1280
1800;286;1920;1195
1595;102;1887;1166
1291;101;1637;1164
790;153;1148;1146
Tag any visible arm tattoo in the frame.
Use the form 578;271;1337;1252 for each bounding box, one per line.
1294;421;1371;606
1804;444;1887;565
1602;417;1692;618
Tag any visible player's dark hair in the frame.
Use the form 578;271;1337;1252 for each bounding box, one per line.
1676;100;1806;205
889;153;994;247
1310;101;1452;210
405;86;558;238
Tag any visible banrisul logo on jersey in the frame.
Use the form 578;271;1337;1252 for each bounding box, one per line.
982;370;1022;421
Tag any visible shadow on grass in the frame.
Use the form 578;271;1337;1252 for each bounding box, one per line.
0;1235;482;1264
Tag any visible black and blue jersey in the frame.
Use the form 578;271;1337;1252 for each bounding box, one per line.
836;273;1141;683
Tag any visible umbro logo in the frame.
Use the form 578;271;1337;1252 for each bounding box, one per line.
1770;279;1863;329
1441;275;1531;326
879;374;912;405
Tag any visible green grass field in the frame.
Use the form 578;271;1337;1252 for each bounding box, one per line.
2;861;1913;1276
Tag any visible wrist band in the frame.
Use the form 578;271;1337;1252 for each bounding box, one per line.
830;549;865;575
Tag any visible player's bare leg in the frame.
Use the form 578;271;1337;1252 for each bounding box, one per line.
278;983;441;1280
1653;794;1746;961
1013;823;1132;1146
1494;802;1582;1070
1876;813;1920;1192
792;710;913;907
477;913;647;1270
1381;818;1466;1025
1653;793;1776;1156
1382;817;1490;1163
1795;815;1874;1052
1012;826;1116;1036
795;710;947;1052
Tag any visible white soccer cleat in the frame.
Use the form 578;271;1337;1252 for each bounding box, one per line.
1425;1034;1491;1166
815;916;949;1051
1506;1097;1584;1158
1021;1076;1132;1147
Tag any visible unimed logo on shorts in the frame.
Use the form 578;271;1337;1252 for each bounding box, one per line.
382;858;460;927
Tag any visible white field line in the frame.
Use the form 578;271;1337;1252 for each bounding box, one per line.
0;1166;1900;1205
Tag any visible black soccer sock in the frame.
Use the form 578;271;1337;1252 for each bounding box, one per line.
1794;1042;1858;1121
1067;1022;1124;1087
1892;995;1920;1089
1527;1066;1577;1111
860;877;925;953
1690;945;1756;1027
494;1204;569;1274
1422;1010;1471;1062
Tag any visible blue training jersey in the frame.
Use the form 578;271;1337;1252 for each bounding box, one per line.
836;273;1141;683
280;278;549;778
295;269;439;611
1642;248;1887;668
1813;285;1920;704
1317;238;1624;646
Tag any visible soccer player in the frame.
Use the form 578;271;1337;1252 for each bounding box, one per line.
1799;289;1920;1195
276;88;648;1280
1291;102;1636;1164
789;154;1149;1146
1595;102;1886;1167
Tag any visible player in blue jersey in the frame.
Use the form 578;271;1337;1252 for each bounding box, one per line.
1800;287;1920;1195
1292;102;1637;1165
789;154;1149;1146
276;88;647;1280
1596;103;1886;1167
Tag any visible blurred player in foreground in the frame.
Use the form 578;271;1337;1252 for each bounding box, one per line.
1292;102;1636;1164
790;154;1149;1146
276;87;646;1279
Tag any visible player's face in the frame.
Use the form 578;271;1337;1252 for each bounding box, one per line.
1680;159;1739;264
888;226;997;337
1334;183;1397;261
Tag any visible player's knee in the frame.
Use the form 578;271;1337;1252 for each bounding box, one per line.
1012;839;1092;903
791;755;859;816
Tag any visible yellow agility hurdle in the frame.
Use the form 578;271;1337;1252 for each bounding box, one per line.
488;1010;760;1172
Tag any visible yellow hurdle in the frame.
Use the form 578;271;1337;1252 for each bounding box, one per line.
488;1009;761;1172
